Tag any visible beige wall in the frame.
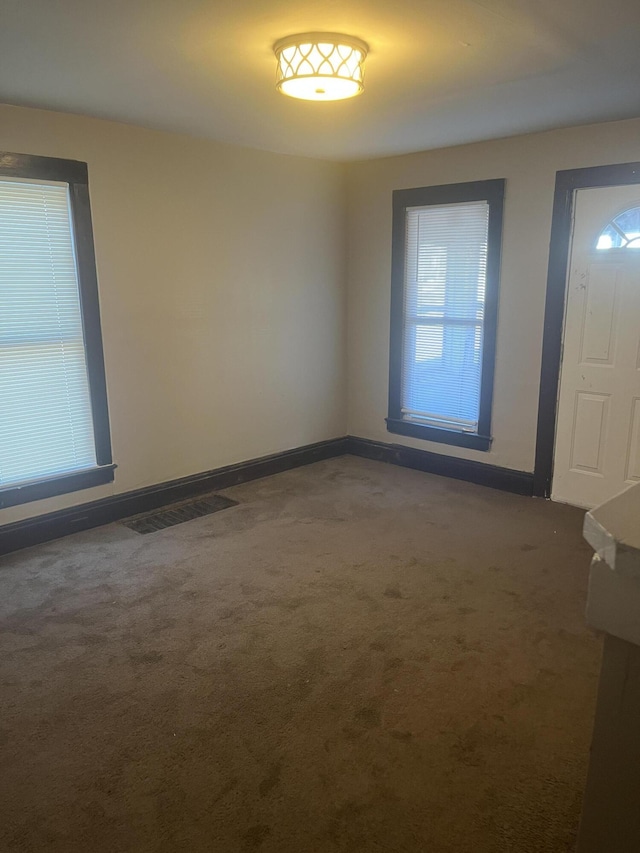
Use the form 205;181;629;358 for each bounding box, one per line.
3;106;640;529
0;105;347;524
346;117;640;472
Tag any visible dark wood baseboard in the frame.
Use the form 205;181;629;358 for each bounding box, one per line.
346;436;534;496
0;437;348;556
0;434;537;557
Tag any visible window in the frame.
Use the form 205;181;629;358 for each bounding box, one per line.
0;152;114;508
387;179;505;451
596;205;640;249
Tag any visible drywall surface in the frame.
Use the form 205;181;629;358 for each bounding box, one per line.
0;105;347;524
346;117;640;472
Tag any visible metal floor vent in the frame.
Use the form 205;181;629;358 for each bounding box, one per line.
123;494;238;534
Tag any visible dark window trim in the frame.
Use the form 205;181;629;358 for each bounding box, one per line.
388;178;505;451
0;466;117;510
384;418;491;451
533;161;640;498
0;151;114;508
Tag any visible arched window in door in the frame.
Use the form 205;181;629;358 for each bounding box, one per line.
596;206;640;249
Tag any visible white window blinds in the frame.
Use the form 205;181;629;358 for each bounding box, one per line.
401;200;489;433
0;178;97;489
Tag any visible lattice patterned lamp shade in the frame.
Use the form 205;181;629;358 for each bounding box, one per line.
274;33;368;101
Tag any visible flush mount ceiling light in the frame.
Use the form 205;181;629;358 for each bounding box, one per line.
274;32;368;102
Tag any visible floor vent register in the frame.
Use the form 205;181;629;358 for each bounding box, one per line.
123;494;238;534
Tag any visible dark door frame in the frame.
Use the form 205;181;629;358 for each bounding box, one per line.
533;161;640;498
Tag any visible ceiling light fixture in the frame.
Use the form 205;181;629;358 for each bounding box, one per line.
273;32;368;102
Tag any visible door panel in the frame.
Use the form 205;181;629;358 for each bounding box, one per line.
553;185;640;508
570;392;609;474
580;265;618;364
626;398;640;483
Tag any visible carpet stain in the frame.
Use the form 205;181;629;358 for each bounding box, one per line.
354;702;383;729
129;650;163;664
258;762;282;798
383;584;403;599
390;730;413;742
244;824;271;848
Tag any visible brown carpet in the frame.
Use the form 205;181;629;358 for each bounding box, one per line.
0;456;601;853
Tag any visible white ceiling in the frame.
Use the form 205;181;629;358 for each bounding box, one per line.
1;0;640;161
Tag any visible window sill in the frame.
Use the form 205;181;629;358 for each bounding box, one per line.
386;418;492;451
0;465;116;509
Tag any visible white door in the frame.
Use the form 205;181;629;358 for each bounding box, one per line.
553;185;640;509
